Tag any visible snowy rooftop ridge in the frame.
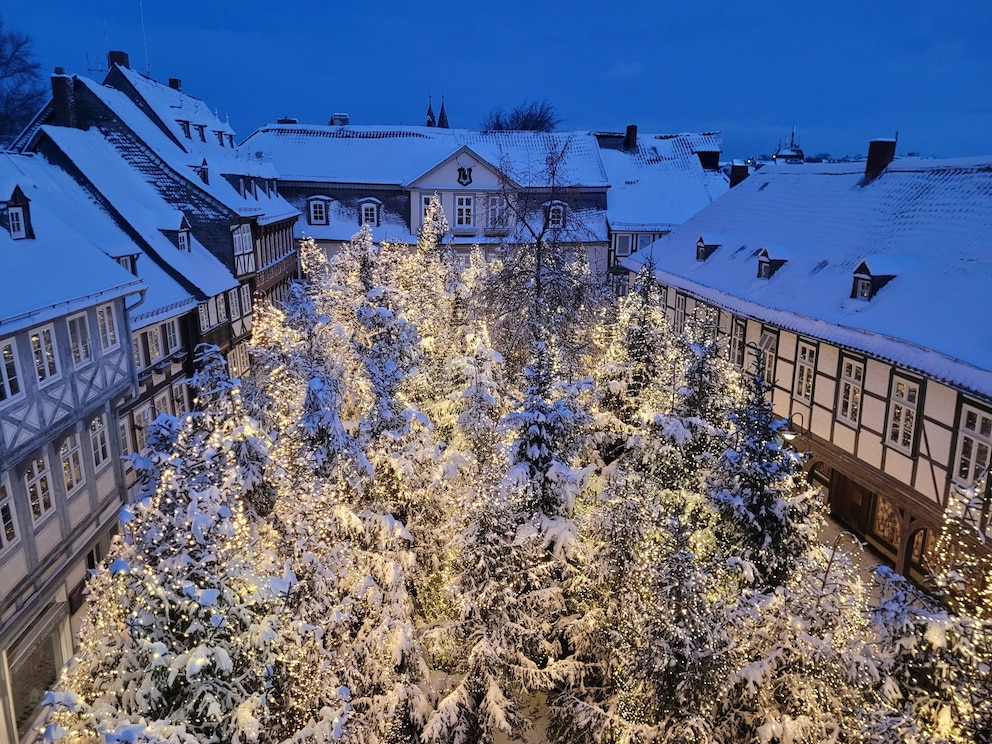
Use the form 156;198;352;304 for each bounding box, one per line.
632;152;992;398
242;124;611;188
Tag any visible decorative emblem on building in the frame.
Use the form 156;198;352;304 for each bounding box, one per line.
457;166;473;186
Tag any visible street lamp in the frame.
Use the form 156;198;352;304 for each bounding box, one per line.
781;411;805;442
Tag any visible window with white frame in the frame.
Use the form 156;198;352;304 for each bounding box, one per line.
487;195;510;230
637;233;654;252
836;358;864;427
954;403;992;484
8;206;25;239
887;374;920;454
97;304;118;349
228;289;241;319
164;319;180;353
360;201;378;226
855;277;872;300
455;195;474;227
60;432;84;495
25;454;53;521
548;203;565;229
134;406;152;453
729;318;746;368
132;333;144;370
758;329;777;384
308;199;328;225
30;325;59;384
0;473;17;552
794;341;816;402
147;326;162;363
177;229;190;252
90;414;110;469
216;295;228;324
227;344;250;379
198;303;211;332
119;418;132;461
154;391;171;417
675;294;687;333
615;234;632;257
171;381;189;415
1;337;21;403
67;314;92;367
422;194;437;220
240;284;252;315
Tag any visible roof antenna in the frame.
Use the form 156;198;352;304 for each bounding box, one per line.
138;0;151;75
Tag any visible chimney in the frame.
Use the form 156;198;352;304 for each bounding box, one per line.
107;50;130;69
330;113;350;126
729;161;750;188
168;78;182;91
51;69;77;129
624;124;637;151
277;117;298;125
864;138;896;183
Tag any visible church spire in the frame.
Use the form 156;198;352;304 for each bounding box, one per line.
426;95;436;127
437;96;449;128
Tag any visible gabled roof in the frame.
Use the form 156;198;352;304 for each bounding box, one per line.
405;144;522;190
0;153;144;335
73;72;297;222
598;132;728;231
242;124;611;188
40;126;238;309
627;155;992;397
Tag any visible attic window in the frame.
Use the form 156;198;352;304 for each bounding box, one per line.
359;198;382;227
308;198;328;225
7;207;25;239
226;134;235;148
178;229;190;252
757;249;787;279
850;261;895;301
696;236;719;261
195;124;206;142
547;203;565;229
178;120;191;138
214;131;225;146
615;234;632;257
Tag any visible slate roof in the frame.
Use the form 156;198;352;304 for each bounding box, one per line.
598;132;729;231
242;124;611;188
0;153;144;335
41;126;238;320
626;156;992;398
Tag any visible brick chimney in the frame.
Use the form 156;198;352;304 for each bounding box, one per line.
624;124;637;151
729;161;750;188
864;138;896;183
51;68;77;129
107;50;130;69
168;78;182;91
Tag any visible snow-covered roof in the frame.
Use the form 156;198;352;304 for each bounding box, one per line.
627;155;992;398
0;153;144;335
41;125;239;305
598;132;729;231
80;71;297;221
242;124;611;188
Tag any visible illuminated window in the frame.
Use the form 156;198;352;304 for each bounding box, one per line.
60;432;84;494
90;414;110;469
729;318;746;368
887;374;920;454
30;325;59;384
954;403;992;484
794;341;816;402
97;304;118;349
837;358;864;427
25;454;53;521
0;337;21;403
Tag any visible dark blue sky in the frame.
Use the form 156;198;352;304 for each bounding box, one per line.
6;1;990;159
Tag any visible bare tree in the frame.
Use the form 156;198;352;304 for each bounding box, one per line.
0;18;46;147
481;98;561;132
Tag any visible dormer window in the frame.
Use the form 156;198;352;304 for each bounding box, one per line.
178;120;191;138
308;198;329;225
359;198;382;227
214;130;225;146
178;229;190;252
226;134;235;148
615;234;632;257
196;159;209;185
696;236;719;261
7;207;25;239
547;202;566;230
851;260;896;301
195;124;206;142
757;248;787;279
